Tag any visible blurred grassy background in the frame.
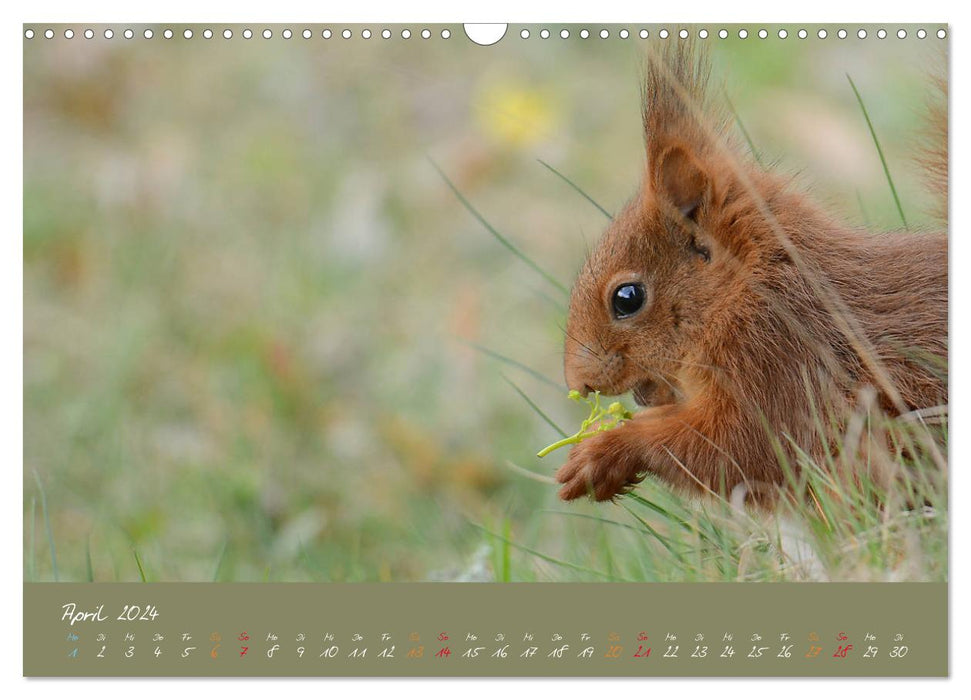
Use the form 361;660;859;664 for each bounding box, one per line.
24;25;945;581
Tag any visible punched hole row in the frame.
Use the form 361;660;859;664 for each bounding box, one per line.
24;26;947;41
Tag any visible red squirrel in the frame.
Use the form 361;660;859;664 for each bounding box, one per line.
556;42;948;503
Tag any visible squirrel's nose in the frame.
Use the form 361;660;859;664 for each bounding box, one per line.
564;333;600;396
564;363;594;397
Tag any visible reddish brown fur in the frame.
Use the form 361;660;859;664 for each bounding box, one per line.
556;43;948;503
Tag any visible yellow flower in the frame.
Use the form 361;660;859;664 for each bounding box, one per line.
476;80;555;148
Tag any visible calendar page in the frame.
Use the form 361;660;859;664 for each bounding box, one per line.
22;21;949;679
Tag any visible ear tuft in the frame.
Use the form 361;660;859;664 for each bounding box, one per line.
655;145;709;220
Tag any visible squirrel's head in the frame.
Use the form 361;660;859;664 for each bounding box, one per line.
564;42;779;406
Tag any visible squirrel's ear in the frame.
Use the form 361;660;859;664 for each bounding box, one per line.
653;145;709;220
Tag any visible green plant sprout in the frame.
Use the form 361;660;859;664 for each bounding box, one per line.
536;390;633;458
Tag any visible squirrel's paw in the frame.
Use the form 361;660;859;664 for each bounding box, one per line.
554;429;644;502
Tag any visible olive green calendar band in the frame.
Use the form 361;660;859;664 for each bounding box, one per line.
24;582;946;677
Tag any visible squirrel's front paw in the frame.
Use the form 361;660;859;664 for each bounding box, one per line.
554;429;643;501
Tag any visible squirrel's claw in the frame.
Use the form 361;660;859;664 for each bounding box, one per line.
555;430;642;501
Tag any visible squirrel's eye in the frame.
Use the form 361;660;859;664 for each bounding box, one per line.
611;283;646;319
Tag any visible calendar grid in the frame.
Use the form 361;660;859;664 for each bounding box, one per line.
24;583;947;677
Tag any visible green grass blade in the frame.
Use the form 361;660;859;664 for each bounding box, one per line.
212;539;229;582
598;519;615;579
501;373;567;438
470;522;627;581
698;501;733;580
28;497;36;582
540;508;657;535
460;340;565;391
133;548;147;582
430;158;569;295
855;190;872;229
625;491;721;548
725;93;763;165
847;75;909;230
32;470;58;582
501;517;512;582
85;538;94;582
531;285;568;314
297;538;317;581
620;502;691;565
536;158;613;220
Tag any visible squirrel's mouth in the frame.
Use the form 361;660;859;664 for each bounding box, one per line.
632;379;659;406
632;378;678;407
